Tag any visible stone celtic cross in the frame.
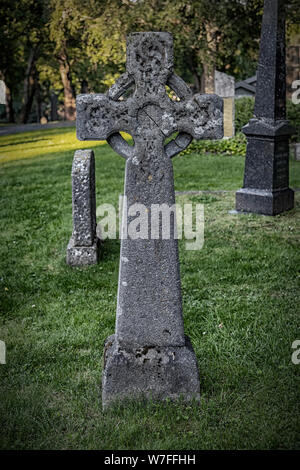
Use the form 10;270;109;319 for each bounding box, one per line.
77;32;223;408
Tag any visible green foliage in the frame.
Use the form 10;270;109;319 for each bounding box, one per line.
235;97;300;143
287;100;300;143
182;132;247;157
183;94;300;158
2;0;299;123
235;97;255;133
0;0;48;118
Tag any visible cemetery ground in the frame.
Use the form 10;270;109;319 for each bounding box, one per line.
0;126;299;450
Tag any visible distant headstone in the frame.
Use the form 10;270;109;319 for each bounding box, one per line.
235;75;257;98
77;32;223;408
215;71;235;98
215;71;235;138
290;143;300;161
0;80;5;105
66;149;100;266
236;0;294;215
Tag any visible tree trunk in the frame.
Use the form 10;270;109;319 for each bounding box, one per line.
185;54;202;94
35;84;42;122
201;24;218;94
58;51;76;121
81;79;88;94
20;47;39;124
201;62;215;94
20;74;35;123
50;91;59;121
5;84;15;123
35;71;42;123
192;71;202;93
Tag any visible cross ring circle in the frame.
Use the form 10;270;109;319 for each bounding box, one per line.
107;73;193;159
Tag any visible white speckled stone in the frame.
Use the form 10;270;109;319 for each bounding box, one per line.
76;32;223;408
66;150;100;266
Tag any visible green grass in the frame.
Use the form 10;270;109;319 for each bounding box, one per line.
0;127;300;450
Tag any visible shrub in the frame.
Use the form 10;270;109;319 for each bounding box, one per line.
235;97;300;142
287;100;300;143
235;97;255;133
182;132;247;157
183;96;300;157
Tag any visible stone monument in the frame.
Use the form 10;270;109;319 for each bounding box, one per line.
236;0;294;215
66;149;100;266
214;71;235;138
76;32;223;408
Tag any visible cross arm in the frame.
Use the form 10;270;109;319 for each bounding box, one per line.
76;93;134;141
168;94;223;142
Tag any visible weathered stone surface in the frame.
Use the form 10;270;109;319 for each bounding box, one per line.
214;71;235;137
66;235;100;266
102;335;200;408
77;32;223;408
66;149;100;266
254;0;286;122
214;71;235;99
236;0;294;215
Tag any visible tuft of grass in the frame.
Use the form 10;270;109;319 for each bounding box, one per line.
0;127;299;450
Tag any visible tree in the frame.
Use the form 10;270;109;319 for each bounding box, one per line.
2;0;298;123
0;0;49;123
48;0;109;119
81;0;265;92
0;0;27;122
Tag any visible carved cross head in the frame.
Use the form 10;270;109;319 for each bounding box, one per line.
76;32;223;160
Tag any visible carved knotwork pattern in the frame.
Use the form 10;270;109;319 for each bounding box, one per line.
76;32;223;159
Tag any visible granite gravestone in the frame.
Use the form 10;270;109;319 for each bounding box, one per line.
214;71;235;138
66;149;100;266
236;0;294;215
77;32;223;408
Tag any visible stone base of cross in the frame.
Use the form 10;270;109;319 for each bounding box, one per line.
77;32;223;408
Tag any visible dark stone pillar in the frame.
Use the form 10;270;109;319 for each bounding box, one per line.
235;0;294;216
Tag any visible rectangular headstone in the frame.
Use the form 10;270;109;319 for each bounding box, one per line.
214;71;235;138
214;71;235;98
66;149;100;266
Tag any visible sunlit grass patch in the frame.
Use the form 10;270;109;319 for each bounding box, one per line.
0;128;132;163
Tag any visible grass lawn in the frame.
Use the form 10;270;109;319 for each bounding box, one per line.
0;126;299;450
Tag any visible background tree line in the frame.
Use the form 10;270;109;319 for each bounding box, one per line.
0;0;298;124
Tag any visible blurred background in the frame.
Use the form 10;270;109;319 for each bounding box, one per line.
0;0;299;125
